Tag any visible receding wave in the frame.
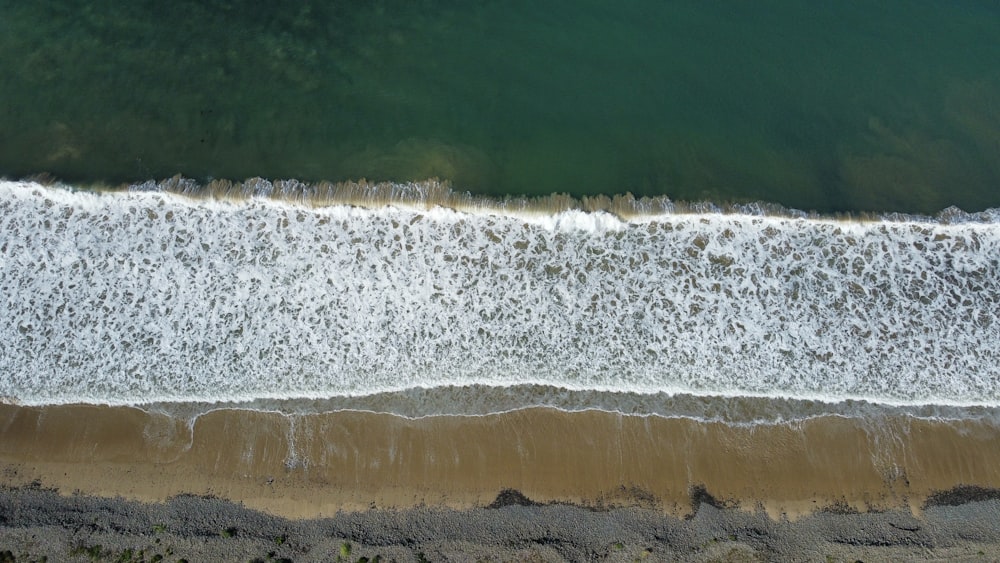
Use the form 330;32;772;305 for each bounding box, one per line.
1;180;999;414
143;386;1000;426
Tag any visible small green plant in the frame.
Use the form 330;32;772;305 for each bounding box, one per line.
70;544;104;561
221;527;238;538
340;542;352;559
613;542;624;550
274;535;286;546
153;523;167;534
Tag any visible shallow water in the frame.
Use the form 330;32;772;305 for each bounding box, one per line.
2;1;1000;213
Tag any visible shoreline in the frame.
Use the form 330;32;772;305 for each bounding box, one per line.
4;404;1000;521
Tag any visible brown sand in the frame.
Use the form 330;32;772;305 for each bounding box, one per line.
2;403;1000;520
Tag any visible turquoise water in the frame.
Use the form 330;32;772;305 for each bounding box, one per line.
1;1;999;213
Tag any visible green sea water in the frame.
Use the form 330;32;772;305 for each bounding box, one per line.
1;0;999;213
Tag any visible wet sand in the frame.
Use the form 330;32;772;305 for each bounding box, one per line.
3;403;1000;521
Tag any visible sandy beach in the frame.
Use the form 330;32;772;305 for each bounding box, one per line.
4;405;1000;559
3;403;1000;521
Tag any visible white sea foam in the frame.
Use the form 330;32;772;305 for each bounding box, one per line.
1;181;999;409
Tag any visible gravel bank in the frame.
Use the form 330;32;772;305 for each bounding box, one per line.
3;485;1000;562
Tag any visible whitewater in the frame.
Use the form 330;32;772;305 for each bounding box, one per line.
1;180;998;417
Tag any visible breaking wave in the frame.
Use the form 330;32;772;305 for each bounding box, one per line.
1;180;999;415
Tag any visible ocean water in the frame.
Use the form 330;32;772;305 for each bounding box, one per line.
1;2;1000;427
1;1;1000;213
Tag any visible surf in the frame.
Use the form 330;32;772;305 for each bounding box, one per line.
1;180;998;412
